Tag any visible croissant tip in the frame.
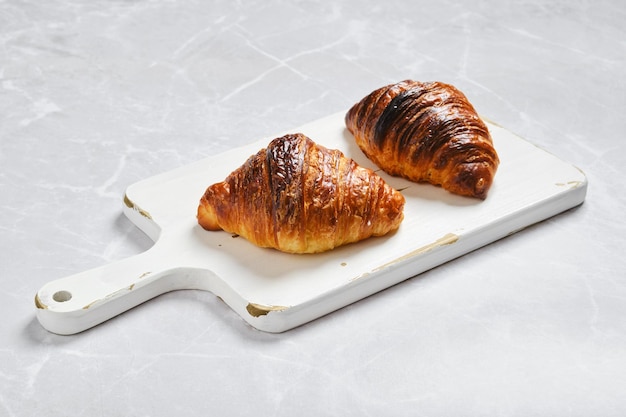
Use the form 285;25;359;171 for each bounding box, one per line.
469;176;493;199
473;178;487;199
197;201;222;231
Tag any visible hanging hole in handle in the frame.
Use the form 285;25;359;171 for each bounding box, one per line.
52;290;72;302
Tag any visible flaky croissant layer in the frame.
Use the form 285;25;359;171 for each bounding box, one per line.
197;133;405;254
345;80;500;199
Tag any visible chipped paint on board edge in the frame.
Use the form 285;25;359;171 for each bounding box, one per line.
82;284;137;310
374;233;459;272
556;180;585;189
123;194;153;219
246;303;290;317
347;233;459;283
34;294;47;310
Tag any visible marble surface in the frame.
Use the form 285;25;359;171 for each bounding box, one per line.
1;0;625;415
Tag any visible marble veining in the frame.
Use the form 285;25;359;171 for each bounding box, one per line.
1;0;626;416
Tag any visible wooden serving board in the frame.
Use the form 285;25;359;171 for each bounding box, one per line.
35;112;587;335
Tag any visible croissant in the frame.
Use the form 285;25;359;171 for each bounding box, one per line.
197;133;405;254
345;80;499;199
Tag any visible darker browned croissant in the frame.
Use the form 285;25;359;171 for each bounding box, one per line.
345;80;499;199
197;133;405;254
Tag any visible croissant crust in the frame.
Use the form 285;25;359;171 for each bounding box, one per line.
345;80;499;199
197;133;405;254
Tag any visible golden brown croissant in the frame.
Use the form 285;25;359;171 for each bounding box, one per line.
197;133;405;254
345;80;499;199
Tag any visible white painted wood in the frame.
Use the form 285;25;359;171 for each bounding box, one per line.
35;112;587;335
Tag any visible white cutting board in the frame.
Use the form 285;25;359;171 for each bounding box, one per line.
35;112;587;335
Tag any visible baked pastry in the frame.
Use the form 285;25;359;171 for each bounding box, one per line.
197;133;405;253
345;80;499;199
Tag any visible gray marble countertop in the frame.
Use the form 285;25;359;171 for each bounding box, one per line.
2;1;625;415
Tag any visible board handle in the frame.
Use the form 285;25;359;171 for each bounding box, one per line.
34;244;236;335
